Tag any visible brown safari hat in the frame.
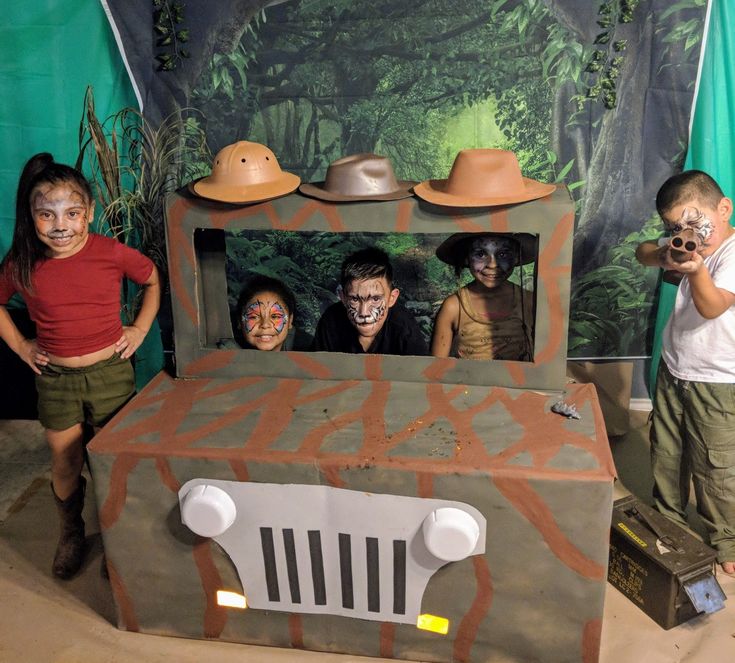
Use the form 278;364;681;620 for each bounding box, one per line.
191;141;300;204
414;149;555;207
299;153;416;202
436;232;538;268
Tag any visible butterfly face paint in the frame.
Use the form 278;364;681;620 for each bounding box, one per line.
241;292;291;351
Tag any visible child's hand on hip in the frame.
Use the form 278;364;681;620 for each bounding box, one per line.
19;338;47;375
116;325;147;359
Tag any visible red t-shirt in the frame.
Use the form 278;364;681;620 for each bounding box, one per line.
0;233;154;357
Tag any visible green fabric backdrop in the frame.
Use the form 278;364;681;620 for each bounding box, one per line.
648;0;735;394
0;0;162;389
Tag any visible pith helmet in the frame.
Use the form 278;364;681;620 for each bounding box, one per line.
191;141;300;204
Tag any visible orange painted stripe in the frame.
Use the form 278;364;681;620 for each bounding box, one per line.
280;199;346;231
380;622;395;658
453;555;493;662
364;354;383;381
155;457;181;492
534;211;574;364
395;199;413;232
209;200;281;229
452;215;487;232
505;362;527;386
320;462;346;488
192;539;228;638
228;459;250;481
167;208;198;326
488;208;509;232
288;613;304;648
246;380;302;452
106;560;140;632
184;350;239;375
417;472;434;498
99;454;139;531
582;618;603;663
288;353;333;380
493;476;605;580
422;357;455;382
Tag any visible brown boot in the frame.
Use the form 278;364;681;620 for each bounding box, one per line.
51;476;86;579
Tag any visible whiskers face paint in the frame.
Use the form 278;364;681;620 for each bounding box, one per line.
340;276;397;344
31;182;93;258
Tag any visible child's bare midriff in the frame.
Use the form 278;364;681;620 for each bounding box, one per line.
47;342;117;368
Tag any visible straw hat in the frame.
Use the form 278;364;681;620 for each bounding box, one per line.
191;141;300;204
436;232;538;267
413;149;555;207
299;153;416;202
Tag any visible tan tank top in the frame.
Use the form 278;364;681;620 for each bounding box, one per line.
453;285;533;360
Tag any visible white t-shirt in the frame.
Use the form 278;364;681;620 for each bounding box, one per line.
662;233;735;382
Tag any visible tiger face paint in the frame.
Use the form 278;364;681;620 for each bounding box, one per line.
339;276;399;349
661;198;734;257
663;206;715;249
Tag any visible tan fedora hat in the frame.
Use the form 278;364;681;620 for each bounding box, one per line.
436;232;538;268
191;141;300;204
414;149;555;207
299;153;416;202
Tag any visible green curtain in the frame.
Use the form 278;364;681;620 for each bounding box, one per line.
648;0;735;393
0;1;163;389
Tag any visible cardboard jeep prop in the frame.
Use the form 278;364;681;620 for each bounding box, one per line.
87;186;616;663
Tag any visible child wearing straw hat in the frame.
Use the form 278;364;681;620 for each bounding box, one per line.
431;232;535;361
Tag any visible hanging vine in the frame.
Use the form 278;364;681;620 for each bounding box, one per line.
153;0;190;71
572;0;640;111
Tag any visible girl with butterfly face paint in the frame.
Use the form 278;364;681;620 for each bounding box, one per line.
237;276;295;351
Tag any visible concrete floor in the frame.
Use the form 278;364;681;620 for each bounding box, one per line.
1;414;734;663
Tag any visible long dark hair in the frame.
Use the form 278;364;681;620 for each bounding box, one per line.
2;153;93;292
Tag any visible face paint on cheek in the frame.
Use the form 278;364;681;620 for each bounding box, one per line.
695;216;714;244
345;302;360;324
468;238;517;276
680;207;714;244
346;299;386;325
365;301;386;324
243;302;261;333
469;254;487;272
270;302;288;334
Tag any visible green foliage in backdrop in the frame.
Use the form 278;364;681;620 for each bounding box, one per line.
568;214;662;357
191;0;696;358
224;230;534;346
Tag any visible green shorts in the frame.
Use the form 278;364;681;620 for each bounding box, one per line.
36;354;135;431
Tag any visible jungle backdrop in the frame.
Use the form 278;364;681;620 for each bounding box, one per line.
104;0;708;358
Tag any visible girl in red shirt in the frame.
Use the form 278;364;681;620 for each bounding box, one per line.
0;153;160;579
